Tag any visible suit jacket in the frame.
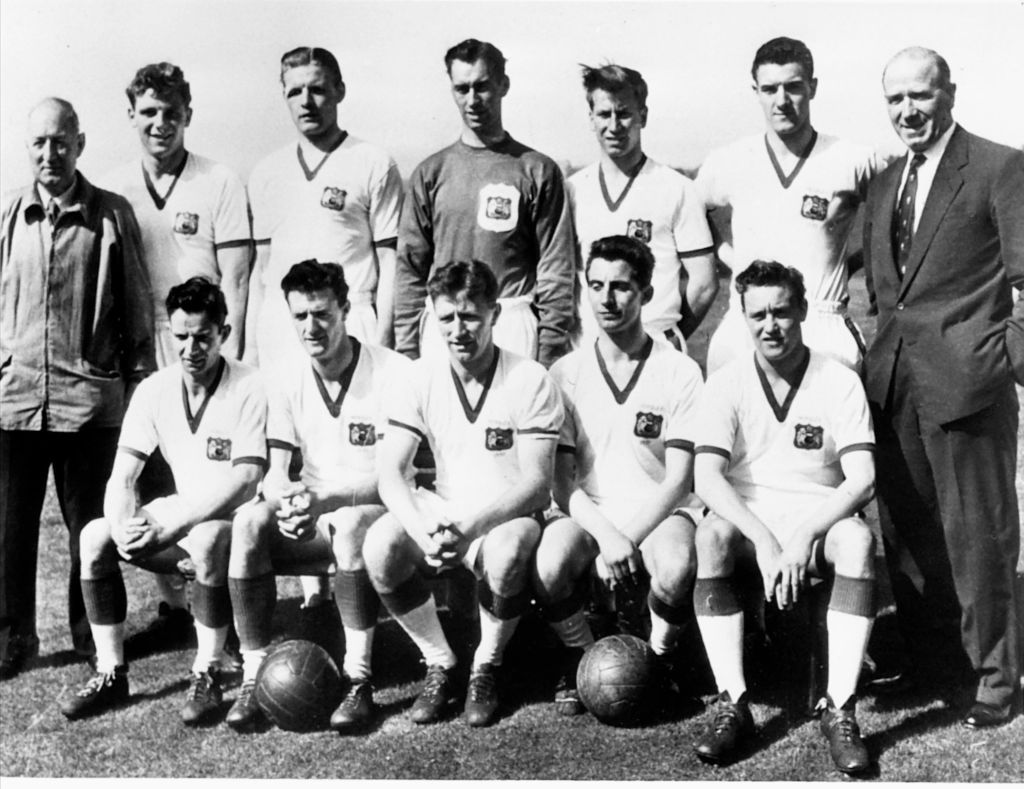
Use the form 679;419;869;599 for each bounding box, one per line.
863;126;1024;424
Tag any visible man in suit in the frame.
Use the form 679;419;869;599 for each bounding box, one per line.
863;46;1024;728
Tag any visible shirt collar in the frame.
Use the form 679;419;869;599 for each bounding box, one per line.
908;121;957;166
26;172;92;222
36;173;79;210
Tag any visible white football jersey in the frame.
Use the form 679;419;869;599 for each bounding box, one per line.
552;337;703;528
386;348;563;517
118;358;267;501
695;350;874;514
696;133;881;308
570;158;712;336
267;340;412;487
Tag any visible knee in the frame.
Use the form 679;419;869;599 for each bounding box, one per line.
231;503;273;553
695;516;739;569
483;521;541;586
189;520;232;574
647;544;696;602
330;508;373;571
827;519;876;577
532;530;582;602
79;518;116;573
362;515;408;586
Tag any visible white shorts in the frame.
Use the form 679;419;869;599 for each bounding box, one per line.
410;488;487;574
419;295;538;365
743;494;837;544
706;301;865;375
139;495;230;558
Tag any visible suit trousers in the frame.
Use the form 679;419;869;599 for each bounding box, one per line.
0;427;119;656
872;360;1021;709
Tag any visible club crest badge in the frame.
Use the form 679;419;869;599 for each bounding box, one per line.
800;195;829;221
633;412;663;439
206;437;232;461
320;187;347;211
485;427;515;451
173;212;199;235
477;183;520;231
626;219;653;244
348;422;377;447
793;424;824;450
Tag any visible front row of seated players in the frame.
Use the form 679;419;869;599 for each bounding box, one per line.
57;247;878;774
61;277;268;723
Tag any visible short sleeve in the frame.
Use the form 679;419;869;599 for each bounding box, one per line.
548;357;578;451
266;380;298;452
385;362;429;442
514;362;564;439
694;150;728;211
694;367;738;460
665;355;704;452
831;370;875;457
230;372;269;467
673;176;714;254
117;377;160;461
213;166;252;248
369;158;404;243
247;161;273;244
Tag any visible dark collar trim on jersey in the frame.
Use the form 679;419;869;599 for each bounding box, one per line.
754;349;810;422
764;131;817;190
598;154;647;213
450;348;500;424
142;152;189;211
312;338;362;418
595;335;653;405
182;356;226;435
296;131;349;182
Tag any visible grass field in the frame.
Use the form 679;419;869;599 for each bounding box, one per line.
1;268;1023;782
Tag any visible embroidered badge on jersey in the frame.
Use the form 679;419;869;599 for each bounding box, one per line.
206;437;233;461
800;195;829;221
348;422;377;446
485;427;515;451
321;187;347;211
793;424;824;450
173;212;199;235
626;219;653;244
477;184;520;232
633;412;663;439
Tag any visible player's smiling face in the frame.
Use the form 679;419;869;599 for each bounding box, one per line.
286;288;349;362
449;58;508;139
433;290;500;368
589;88;646;162
282;64;344;143
753;62;816;139
170;309;229;382
586;256;650;335
742;284;807;365
129;90;191;161
882;53;955;153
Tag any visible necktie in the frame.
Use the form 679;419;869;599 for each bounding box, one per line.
894;153;926;276
46;199;60;228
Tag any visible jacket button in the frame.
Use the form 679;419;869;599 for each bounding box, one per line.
896;302;905;310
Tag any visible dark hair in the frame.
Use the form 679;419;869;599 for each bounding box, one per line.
427;260;499;305
734;260;807;309
586;235;655;290
581;63;648;110
166;276;228;325
751;37;814;81
126;62;191;109
444;39;506;81
280;46;344;89
280;259;349;305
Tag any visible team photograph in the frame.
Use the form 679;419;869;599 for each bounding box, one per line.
1;0;1022;782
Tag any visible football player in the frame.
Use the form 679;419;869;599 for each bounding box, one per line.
394;38;576;368
569;65;717;351
691;261;877;774
246;45;403;366
60;278;267;725
100;61;252;649
696;37;884;374
224;260;410;733
533;235;704;715
364;260;563;727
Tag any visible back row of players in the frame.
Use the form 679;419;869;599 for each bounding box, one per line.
9;34;942;775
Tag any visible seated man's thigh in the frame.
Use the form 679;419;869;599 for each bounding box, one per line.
323;503;388;563
641;512;697;590
535;514;599;582
362;511;425;574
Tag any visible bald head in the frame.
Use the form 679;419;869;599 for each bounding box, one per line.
882;46;956;154
26;97;85;196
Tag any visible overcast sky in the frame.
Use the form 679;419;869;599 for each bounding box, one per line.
2;0;1022;191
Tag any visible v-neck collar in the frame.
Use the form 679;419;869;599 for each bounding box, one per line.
142;152;189;211
595;336;653;405
754;350;810;422
181;357;226;434
311;338;362;418
598;155;647;213
450;348;500;424
297;132;348;182
764;131;817;190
